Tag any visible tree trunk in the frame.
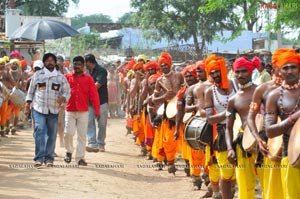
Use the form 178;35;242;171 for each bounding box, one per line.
192;32;203;60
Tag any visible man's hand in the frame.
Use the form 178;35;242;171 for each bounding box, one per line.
95;82;102;89
24;102;31;116
95;114;100;121
57;96;66;105
227;148;237;165
257;138;269;156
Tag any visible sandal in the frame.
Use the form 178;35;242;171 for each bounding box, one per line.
45;162;53;167
34;161;43;167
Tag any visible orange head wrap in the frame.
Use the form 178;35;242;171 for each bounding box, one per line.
124;58;136;71
196;60;205;70
132;62;144;71
144;61;158;71
158;52;172;68
272;48;300;69
148;74;160;85
205;54;229;89
182;64;197;79
233;56;260;75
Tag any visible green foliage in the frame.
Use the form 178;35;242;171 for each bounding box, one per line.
71;14;113;29
70;32;104;56
130;0;232;58
117;12;134;24
14;0;69;16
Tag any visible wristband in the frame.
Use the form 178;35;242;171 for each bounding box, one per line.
289;114;294;124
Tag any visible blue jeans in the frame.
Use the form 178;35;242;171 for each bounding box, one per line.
87;103;108;148
32;109;58;163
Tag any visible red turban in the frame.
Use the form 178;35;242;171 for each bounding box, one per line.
205;54;229;89
144;61;158;71
132;62;144;71
233;56;261;75
182;64;197;79
273;48;300;69
196;60;205;70
20;60;27;69
158;52;172;68
148;74;160;85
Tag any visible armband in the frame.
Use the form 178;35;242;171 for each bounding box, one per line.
249;102;259;111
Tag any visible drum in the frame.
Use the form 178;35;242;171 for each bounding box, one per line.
9;86;26;107
242;114;263;153
183;112;193;123
0;82;10;101
184;116;213;150
267;117;283;162
156;104;164;116
166;96;177;119
233;114;242;142
288;118;300;168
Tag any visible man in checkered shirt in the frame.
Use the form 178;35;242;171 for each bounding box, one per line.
25;53;70;167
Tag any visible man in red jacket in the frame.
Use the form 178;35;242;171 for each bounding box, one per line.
64;56;100;166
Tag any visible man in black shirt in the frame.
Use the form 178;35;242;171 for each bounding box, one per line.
85;54;108;152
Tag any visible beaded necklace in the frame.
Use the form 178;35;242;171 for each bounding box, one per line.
238;81;253;90
279;83;300;115
163;70;173;77
212;85;229;109
281;80;300;90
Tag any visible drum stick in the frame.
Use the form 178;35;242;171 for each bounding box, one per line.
157;80;170;92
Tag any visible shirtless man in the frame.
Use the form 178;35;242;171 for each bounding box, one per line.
153;52;184;174
5;59;25;135
204;55;236;199
265;48;300;199
226;56;261;199
129;62;147;155
247;49;284;199
174;64;200;183
139;61;158;159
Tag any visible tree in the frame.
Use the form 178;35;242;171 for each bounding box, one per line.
71;14;113;29
117;12;134;25
130;0;234;58
199;0;270;44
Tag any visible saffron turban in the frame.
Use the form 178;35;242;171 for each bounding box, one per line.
148;74;160;85
182;64;197;79
196;60;205;70
205;54;229;89
9;59;21;67
144;61;158;71
132;62;144;71
124;58;136;71
158;52;172;68
272;48;300;69
233;56;261;75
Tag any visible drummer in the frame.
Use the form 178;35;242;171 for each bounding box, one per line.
174;64;205;189
0;57;10;137
6;58;26;135
153;52;184;175
204;55;236;199
225;56;260;199
265;48;300;199
140;61;159;160
129;62;147;155
247;49;284;199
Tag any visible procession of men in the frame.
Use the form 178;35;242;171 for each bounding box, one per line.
117;49;300;199
0;48;299;199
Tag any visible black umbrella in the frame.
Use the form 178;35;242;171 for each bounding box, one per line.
10;19;80;41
